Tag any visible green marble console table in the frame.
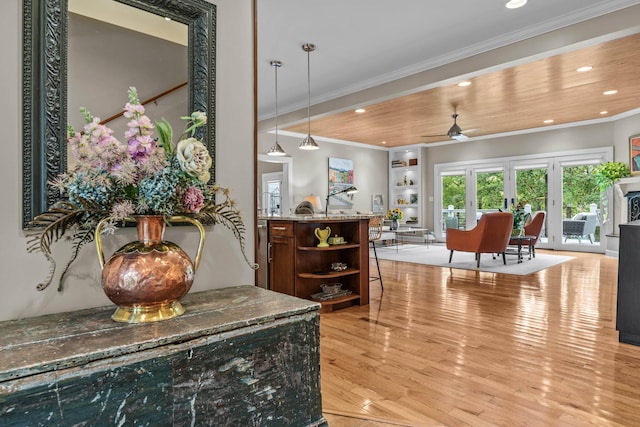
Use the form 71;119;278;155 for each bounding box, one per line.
0;286;326;426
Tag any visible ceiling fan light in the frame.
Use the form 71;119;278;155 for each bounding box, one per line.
299;135;319;150
505;0;527;9
452;134;469;142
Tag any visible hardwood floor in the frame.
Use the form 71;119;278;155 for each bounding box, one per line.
320;249;640;426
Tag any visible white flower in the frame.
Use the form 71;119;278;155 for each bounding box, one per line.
190;111;207;126
176;138;212;183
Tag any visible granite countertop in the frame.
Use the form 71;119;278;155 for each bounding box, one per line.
259;214;375;221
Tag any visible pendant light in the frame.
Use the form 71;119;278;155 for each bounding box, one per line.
266;60;286;156
299;43;319;150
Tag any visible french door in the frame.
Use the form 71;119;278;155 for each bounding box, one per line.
434;148;612;253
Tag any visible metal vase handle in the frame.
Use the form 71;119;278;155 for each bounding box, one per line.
95;216;206;272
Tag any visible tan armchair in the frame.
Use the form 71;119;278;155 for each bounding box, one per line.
446;211;514;267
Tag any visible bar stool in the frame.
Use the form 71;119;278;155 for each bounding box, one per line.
368;217;384;291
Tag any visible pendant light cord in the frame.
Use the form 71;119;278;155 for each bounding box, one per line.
306;48;311;136
274;63;279;139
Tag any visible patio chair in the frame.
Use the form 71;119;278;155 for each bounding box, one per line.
445;216;459;230
562;212;598;243
446;211;513;267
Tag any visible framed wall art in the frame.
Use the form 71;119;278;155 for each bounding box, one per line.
630;134;640;175
372;194;384;213
328;157;354;208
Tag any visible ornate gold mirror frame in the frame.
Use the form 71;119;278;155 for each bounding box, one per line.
22;0;216;227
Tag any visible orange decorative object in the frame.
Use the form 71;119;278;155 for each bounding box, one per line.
95;215;205;323
446;211;513;267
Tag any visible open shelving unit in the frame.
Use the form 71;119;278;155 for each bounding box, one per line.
389;148;423;227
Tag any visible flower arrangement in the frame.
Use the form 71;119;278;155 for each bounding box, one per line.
386;208;404;221
509;203;530;235
27;87;256;292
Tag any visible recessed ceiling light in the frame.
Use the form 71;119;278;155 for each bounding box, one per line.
355;108;365;113
164;17;172;21
603;90;618;95
505;0;527;9
600;111;608;115
381;141;387;144
544;119;554;124
577;66;592;72
458;81;471;87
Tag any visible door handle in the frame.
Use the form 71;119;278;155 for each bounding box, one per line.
267;242;272;263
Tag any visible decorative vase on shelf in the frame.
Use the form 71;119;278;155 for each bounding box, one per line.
95;215;205;323
391;219;400;230
314;226;331;247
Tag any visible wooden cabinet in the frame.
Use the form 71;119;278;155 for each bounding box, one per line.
269;221;295;296
389;148;424;226
267;218;369;312
616;220;640;345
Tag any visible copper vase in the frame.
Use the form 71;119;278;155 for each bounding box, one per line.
95;215;205;323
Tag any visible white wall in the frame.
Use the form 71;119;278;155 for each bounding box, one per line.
0;0;255;321
258;133;388;214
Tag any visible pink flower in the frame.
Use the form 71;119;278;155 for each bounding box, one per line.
123;102;145;118
111;200;135;221
183;186;205;213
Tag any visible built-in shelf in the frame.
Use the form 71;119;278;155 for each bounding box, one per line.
297;243;360;251
318;294;361;312
298;269;360;279
267;218;369;313
389;149;423;227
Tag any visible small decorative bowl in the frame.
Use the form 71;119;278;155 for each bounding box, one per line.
321;283;343;294
331;262;348;271
410;216;418;221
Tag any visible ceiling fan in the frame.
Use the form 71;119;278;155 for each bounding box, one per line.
422;113;474;141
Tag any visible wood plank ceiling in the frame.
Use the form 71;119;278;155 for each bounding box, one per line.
283;33;640;148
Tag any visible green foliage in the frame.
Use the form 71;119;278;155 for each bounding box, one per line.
593;161;630;191
442;175;466;209
155;118;174;156
515;169;547;211
562;165;599;214
476;171;504;210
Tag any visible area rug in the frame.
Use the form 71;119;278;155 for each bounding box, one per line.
372;243;573;275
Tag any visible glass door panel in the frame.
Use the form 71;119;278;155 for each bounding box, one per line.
441;173;466;236
560;162;600;249
514;166;549;246
476;170;504;212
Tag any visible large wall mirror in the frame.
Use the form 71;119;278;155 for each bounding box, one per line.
22;0;216;227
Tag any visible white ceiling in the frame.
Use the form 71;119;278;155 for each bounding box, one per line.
257;0;640;131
